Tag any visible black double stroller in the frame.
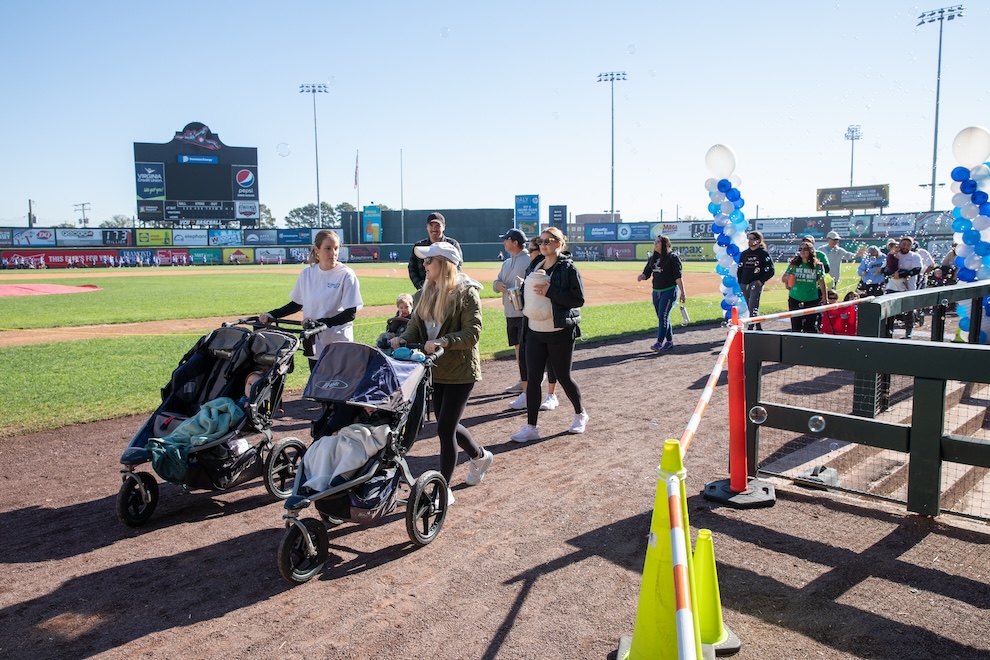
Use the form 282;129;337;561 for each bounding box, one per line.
277;342;450;584
116;318;319;526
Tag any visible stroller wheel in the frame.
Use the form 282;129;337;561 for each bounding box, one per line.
405;470;448;547
116;472;159;527
278;518;328;584
264;438;307;500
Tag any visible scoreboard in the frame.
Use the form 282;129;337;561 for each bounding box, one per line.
134;122;259;225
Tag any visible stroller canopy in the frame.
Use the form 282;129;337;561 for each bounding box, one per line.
304;343;425;412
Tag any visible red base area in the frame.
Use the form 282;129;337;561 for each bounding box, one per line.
0;284;101;297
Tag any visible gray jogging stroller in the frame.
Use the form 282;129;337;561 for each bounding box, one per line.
277;341;449;584
116;317;321;527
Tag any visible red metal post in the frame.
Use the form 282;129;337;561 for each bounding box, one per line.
727;309;748;492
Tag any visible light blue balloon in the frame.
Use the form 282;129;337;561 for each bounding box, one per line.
729;210;744;223
721;275;738;289
960;317;971;331
715;264;729;276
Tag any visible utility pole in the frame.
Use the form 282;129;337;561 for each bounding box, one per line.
74;202;91;227
28;199;36;227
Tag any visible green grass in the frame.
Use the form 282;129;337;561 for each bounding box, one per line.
1;260;864;437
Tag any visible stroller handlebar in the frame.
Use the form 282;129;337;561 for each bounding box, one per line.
225;316;327;339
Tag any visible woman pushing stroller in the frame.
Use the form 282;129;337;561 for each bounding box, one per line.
390;241;493;502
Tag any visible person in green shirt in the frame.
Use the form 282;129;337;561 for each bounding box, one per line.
782;243;826;333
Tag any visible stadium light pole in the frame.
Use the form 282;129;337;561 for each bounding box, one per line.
597;71;626;224
918;5;964;212
300;83;329;226
844;125;862;187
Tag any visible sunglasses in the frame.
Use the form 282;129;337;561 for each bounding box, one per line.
538;238;558;245
423;256;435;264
798;247;811;252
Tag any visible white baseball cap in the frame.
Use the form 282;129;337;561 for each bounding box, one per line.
826;231;841;240
414;241;462;266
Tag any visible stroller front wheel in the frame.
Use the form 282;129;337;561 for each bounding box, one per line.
116;472;159;527
277;517;328;584
264;437;307;500
405;470;448;547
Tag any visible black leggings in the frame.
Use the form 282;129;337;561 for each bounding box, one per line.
431;382;483;483
788;296;821;333
524;330;583;425
518;327;557;384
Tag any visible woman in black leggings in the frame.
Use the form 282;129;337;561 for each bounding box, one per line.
511;227;588;442
391;241;492;504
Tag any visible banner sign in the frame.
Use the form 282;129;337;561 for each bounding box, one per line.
288;247;311;263
188;248;222;265
549;205;566;230
278;229;311;245
603;244;636;260
119;249;154;264
209;229;241;246
651;222;695;240
792;216;832;238
0;228;11;246
310;228;346;246
570;244;602;261
754;218;792;238
817;184;889;211
222;247;253;263
515;194;540;227
244;229;277;245
915;211;953;236
13;228;56;246
584;224;617;241
171;229;209;246
872;214;917;236
2;249;118;268
135;162;166;200
690;222;714;239
363;206;382;243
669;242;716;262
136;229;172;246
102;229;132;246
255;247;286;263
56;228;103;247
617;223;655;241
347;246;380;262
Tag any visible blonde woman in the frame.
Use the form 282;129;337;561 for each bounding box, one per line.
260;230;363;369
391;242;493;500
511;227;588;442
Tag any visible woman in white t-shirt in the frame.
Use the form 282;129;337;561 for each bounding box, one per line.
260;230;363;369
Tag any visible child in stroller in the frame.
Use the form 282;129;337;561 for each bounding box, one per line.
115;318;321;527
375;292;414;349
277;341;450;584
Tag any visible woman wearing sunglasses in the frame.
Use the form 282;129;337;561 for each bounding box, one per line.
390;242;493;501
511;228;588;442
737;231;775;331
782;240;826;333
636;234;686;351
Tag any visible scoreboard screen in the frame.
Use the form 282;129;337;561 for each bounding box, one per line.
134;122;259;225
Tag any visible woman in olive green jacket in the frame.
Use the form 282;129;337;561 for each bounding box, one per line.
391;242;492;500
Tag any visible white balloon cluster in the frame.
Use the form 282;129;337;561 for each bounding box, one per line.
704;144;750;321
948;126;990;344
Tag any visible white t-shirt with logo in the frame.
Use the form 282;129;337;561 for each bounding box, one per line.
290;263;364;356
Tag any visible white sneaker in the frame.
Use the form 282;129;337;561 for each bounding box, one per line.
465;450;493;486
447;488;455;506
568;411;589;434
505;380;524;393
539;393;559;411
511;424;541;443
508;393;527;410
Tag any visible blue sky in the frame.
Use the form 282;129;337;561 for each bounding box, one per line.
2;1;989;228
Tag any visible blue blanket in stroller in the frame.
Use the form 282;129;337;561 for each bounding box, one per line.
147;397;245;485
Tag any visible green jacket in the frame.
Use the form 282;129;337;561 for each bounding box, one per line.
400;276;483;384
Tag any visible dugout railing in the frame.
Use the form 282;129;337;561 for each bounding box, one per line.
743;329;990;517
853;280;990;418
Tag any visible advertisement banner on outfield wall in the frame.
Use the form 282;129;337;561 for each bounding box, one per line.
0;228;11;246
13;228;56;247
347;246;380;262
209;229;241;246
670;242;716;261
244;229;277;245
791;216;831;238
222;247;253;264
136;229;172;246
278;229;311;245
288;247;311;263
603;243;636;260
754;218;792;238
255;247;286;263
585;224;617;241
172;229;209;246
844;215;873;238
187;248;222;265
649;222;694;240
570;244;602;261
310;228;346;246
55;228;103;246
119;249;154;264
915;211;953;236
2;249;119;268
615;223;654;241
872;214;916;237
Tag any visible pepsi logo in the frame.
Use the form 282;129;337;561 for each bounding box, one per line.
235;169;255;188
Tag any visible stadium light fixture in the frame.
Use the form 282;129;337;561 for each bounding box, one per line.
917;5;964;212
597;71;626;224
300;83;329;226
844;125;862;187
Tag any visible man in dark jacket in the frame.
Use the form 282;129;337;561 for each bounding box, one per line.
408;212;461;289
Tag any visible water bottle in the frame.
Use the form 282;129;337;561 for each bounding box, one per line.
679;305;690;326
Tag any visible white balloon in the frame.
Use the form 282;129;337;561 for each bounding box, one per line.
713;213;730;226
981;228;990;242
727;263;738;276
952;192;971;208
704;177;719;192
957;242;974;257
952;181;963;193
965;254;982;270
720;200;735;215
972;215;990;231
718;255;734;268
729;174;742;188
961;203;980;219
723;223;737;237
971;164;990;181
954;231;964;244
711;191;726;204
733;232;748;246
952;126;990;168
705;144;737;178
725;294;739;305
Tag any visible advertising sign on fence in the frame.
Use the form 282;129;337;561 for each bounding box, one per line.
584;224;617;241
136;229;172;246
171;229;209;246
754;218;792;238
55;228;103;247
209;229;241;246
872;214;917;236
13;228;56;247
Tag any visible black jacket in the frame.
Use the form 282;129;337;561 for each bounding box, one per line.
525;252;585;334
641;250;683;290
407;236;461;289
737;248;775;285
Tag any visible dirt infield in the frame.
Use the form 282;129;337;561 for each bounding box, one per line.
0;265;726;347
1;324;988;658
